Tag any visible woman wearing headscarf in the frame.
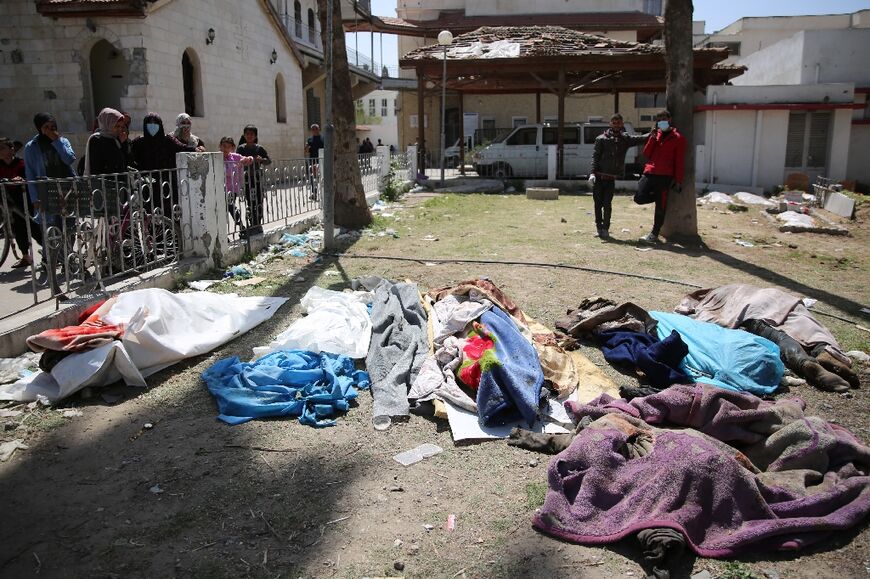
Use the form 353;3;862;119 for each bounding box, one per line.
84;107;128;176
173;114;206;151
236;124;271;235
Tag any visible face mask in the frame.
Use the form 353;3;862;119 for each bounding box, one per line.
145;123;160;136
657;120;670;131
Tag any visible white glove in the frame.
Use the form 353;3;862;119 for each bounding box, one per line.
588;174;596;185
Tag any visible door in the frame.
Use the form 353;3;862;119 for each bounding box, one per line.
543;126;582;177
784;111;831;183
501;127;540;177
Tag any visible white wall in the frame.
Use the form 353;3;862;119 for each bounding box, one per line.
799;29;870;86
828;109;852;181
731;33;804;86
706;83;854;105
847;125;870;184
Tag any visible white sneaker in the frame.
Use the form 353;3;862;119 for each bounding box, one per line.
638;232;660;244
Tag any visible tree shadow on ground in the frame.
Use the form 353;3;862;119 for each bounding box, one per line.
0;232;374;578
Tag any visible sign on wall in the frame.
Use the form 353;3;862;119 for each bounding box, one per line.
409;114;428;128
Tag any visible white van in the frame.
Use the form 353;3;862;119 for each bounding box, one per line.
472;122;639;179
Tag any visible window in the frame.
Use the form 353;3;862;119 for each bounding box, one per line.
275;74;287;123
543;117;559;125
381;98;388;117
512;116;527;128
294;1;302;37
181;48;203;117
307;8;317;43
506;127;537;146
307;88;321;127
393;99;397;116
635;92;664;108
543;127;580;145
368;99;376;116
481;117;496;130
785;112;830;168
643;0;662;15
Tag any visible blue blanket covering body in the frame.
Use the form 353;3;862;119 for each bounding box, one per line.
650;311;783;395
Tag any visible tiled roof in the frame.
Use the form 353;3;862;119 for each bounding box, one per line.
402;26;664;61
37;0;157;17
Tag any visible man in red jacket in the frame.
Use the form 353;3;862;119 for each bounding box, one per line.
635;110;686;243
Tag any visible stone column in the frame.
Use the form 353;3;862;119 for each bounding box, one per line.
176;152;229;270
376;145;390;190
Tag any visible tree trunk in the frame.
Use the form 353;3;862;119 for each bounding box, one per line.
661;0;699;242
318;0;372;229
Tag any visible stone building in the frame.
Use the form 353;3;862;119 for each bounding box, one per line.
0;0;379;160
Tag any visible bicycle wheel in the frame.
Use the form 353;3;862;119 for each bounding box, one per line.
0;206;11;268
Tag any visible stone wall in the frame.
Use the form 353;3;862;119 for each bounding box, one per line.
0;0;304;159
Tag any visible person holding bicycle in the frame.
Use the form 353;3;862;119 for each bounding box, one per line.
0;137;42;268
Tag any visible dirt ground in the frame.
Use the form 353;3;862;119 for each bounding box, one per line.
1;191;868;579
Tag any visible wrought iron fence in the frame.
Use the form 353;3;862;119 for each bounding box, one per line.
0;168;190;311
389;152;411;182
358;153;380;194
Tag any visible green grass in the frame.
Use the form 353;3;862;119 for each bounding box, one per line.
720;561;761;579
525;482;547;509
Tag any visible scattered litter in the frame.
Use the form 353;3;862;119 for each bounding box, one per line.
61;409;83;418
144;422;154;430
393;539;403;548
635;247;652;252
846;350;869;363
733;192;775;206
372;415;392;431
0;408;23;418
233;276;266;287
734;239;755;248
224;265;253;279
394;561;405;571
621;228;631;233
189;280;220;291
424;262;437;267
149;484;164;494
423;524;435;531
447;514;456;531
802;298;817;309
0;439;28;461
0;352;41;384
393;443;443;466
323;270;340;277
422;235;439;242
528;459;539;467
294;276;306;283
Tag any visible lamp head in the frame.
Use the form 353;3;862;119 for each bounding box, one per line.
437;30;453;46
206;28;216;45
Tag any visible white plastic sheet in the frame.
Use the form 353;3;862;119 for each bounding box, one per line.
733;192;775;206
252;286;372;359
776;210;816;228
698;192;733;205
0;289;287;403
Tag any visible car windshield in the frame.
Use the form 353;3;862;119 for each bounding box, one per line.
491;128;513;144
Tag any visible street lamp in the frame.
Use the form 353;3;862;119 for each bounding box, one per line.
438;30;453;185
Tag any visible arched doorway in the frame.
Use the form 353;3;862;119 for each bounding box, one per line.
182;48;204;117
89;39;130;117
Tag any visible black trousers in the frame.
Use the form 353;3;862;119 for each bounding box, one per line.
7;188;43;254
243;171;264;228
636;174;673;236
592;178;615;230
740;319;813;374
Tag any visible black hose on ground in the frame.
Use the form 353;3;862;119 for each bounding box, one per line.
316;251;705;289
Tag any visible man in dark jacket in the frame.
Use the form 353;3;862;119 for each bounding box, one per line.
588;113;648;239
237;125;271;235
635;110;686;244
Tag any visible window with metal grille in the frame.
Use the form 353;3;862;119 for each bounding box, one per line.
369;99;376;116
635;92;664;108
381;98;388;117
785;111;830;169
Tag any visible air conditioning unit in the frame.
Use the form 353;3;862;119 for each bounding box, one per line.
588;116;604;123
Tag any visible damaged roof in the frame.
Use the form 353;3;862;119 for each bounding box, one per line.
403;26;676;62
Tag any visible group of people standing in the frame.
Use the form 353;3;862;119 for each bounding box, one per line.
589;109;686;243
0;107;281;268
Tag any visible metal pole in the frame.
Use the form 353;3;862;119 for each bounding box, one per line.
440;44;447;185
323;0;335;249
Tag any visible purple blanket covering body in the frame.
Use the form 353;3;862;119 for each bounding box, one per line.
533;384;870;557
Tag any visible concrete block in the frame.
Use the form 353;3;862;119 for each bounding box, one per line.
823;191;856;218
527;187;559;200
